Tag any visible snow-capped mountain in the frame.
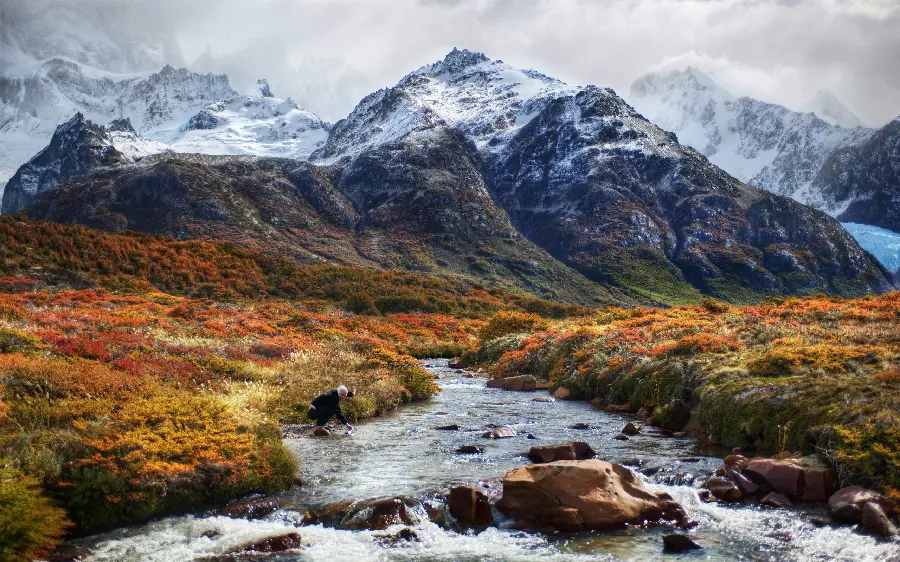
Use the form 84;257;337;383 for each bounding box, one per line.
803;90;864;129
307;49;891;300
628;67;899;274
0;59;330;193
628;68;872;202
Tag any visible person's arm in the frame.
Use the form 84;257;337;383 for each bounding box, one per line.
335;403;349;426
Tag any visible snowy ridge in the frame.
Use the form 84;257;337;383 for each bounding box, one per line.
0;59;332;183
313;48;579;164
803;90;864;129
628;68;872;201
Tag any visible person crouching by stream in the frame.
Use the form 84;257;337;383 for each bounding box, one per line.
308;385;354;436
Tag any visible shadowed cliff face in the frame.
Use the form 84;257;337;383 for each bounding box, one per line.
815;119;900;233
24;149;621;307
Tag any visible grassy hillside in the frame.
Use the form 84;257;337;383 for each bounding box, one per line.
470;294;900;499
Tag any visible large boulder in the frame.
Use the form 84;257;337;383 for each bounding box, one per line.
448;486;493;526
743;459;805;500
496;460;687;532
828;486;897;524
527;442;595;463
552;387;573;400
486;375;537;391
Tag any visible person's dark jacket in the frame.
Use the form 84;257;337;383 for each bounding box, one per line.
309;389;349;425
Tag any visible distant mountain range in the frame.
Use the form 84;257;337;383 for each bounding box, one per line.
3;49;893;305
629;68;900;275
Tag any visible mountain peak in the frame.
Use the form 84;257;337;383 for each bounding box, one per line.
630;66;731;100
415;47;491;77
802;89;863;128
256;79;274;98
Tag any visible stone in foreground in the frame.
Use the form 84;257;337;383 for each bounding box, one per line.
496;460;687;532
482;427;516;439
236;532;302;553
827;485;896;524
312;427;330;437
859;502;898;538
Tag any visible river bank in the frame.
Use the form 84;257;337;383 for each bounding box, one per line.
57;360;899;561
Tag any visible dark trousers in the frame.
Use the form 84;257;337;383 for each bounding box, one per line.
308;406;334;427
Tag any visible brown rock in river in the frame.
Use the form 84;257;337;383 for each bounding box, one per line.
527;442;595;463
827;485;897;524
859;502;898;538
312;426;330;437
662;534;702;552
448;486;493;526
727;468;762;496
340;497;419;530
486;375;537;391
238;532;302;553
761;492;792;508
744;459;805;500
217;498;279;520
496;460;687;532
455;445;483;454
482;427;516;439
622;422;640;435
704;477;743;502
552;387;573;400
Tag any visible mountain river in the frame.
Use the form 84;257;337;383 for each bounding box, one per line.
68;360;899;561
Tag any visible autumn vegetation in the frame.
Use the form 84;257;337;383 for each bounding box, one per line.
469;293;900;500
0;218;591;557
1;215;898;557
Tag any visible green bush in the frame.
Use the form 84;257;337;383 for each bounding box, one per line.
0;463;70;561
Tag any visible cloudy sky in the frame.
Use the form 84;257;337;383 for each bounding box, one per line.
3;0;899;125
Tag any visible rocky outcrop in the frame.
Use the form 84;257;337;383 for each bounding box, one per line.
526;442;595;463
339;497;420;530
486;375;537;391
496;460;687;531
448;486;493;527
743;459;806;500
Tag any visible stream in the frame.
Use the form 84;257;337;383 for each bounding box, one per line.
71;360;899;561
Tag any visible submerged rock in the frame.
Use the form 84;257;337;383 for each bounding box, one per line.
448;485;493;526
455;445;483;454
482;427;516;439
526;442;595;464
532;396;555;403
570;423;591;430
312;427;330;437
435;424;461;431
237;532;301;553
496;460;687;532
662;533;702;552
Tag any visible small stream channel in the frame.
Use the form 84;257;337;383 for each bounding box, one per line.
72;360;899;561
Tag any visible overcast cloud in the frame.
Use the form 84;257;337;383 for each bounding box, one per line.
3;0;899;125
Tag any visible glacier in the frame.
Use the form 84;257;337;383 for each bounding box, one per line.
841;223;900;275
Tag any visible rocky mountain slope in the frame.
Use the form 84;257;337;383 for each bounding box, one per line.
813;118;900;233
23;151;619;306
628;68;900;275
21;49;893;304
1;113;164;213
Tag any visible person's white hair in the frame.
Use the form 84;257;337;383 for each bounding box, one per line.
337;384;349;396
